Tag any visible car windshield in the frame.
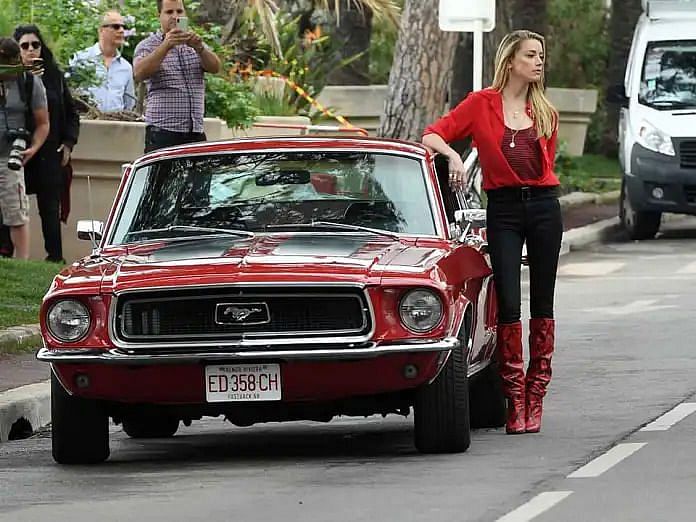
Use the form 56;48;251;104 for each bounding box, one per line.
109;151;437;245
639;40;696;110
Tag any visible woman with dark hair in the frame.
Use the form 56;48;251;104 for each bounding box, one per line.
14;25;79;263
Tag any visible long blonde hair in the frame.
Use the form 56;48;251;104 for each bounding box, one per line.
491;30;558;139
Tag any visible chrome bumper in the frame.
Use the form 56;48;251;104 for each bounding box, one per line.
36;337;459;365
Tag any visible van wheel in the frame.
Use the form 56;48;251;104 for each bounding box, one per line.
620;181;661;240
51;373;110;464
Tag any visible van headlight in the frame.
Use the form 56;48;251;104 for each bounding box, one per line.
47;300;91;342
637;121;675;156
399;289;444;333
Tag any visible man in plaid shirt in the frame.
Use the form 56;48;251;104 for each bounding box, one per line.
134;0;221;153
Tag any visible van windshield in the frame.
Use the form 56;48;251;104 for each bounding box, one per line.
639;40;696;110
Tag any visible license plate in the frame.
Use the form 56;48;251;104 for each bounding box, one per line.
205;364;281;402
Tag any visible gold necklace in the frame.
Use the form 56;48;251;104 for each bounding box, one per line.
509;128;521;148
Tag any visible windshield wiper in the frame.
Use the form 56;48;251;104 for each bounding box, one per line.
648;100;696;110
265;221;400;239
125;225;255;240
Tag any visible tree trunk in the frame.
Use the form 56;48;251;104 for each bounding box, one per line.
326;5;374;85
378;0;459;140
601;0;642;156
509;0;547;36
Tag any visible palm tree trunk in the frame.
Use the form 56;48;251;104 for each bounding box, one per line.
377;0;459;140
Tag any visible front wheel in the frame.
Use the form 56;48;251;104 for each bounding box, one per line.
620;181;661;240
413;347;471;453
51;373;110;464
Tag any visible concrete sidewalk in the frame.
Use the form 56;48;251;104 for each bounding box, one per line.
0;192;622;442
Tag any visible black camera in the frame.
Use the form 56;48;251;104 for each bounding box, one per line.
6;128;30;171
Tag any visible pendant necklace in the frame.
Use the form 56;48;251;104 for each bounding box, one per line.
509;128;520;148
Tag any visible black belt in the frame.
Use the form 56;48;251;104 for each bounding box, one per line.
486;185;560;201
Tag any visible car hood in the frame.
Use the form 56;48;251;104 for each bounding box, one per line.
635;104;696;138
93;234;452;294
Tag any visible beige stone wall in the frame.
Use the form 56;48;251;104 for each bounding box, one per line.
27;116;310;262
317;85;598;155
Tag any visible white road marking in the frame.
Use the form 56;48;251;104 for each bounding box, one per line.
496;491;573;522
585;299;677;316
559;262;625;277
677;261;696;274
568;443;647;478
640;402;696;431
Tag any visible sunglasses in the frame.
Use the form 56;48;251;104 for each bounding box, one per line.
20;41;41;50
102;23;127;30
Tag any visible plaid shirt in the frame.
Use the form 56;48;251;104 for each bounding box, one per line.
134;32;205;133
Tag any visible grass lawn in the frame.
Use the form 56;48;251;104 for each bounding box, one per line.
557;154;623;194
0;258;64;329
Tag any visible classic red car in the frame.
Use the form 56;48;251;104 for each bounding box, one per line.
37;136;505;464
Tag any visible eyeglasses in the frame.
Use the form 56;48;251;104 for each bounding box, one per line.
20;41;41;50
101;23;127;30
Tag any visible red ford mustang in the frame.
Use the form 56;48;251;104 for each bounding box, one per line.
37;136;505;464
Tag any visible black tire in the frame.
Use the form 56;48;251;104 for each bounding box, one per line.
413;346;471;453
122;415;179;439
469;362;506;429
620;181;661;240
51;373;110;464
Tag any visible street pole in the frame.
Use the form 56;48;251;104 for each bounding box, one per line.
473;19;484;92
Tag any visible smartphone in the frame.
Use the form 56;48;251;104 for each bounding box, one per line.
176;16;189;32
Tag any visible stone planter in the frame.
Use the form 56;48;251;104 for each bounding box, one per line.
27;116;310;262
317;85;598;156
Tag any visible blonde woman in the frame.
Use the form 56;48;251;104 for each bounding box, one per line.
422;30;562;435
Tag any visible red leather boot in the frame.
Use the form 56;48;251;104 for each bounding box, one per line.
526;318;555;433
497;321;526;434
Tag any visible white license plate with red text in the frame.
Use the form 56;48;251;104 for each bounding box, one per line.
205;364;282;402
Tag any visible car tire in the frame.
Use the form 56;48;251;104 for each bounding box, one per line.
51;373;110;465
620;181;661;240
469;361;506;429
413;346;471;453
122;416;179;439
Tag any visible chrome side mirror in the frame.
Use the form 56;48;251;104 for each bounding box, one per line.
454;209;487;247
77;220;103;242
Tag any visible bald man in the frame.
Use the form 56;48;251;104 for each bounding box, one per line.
70;10;136;112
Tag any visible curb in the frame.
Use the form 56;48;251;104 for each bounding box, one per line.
0;380;50;442
0;195;621;442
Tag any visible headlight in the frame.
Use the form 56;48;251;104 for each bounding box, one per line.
637;120;675;156
47;300;91;342
399;289;444;333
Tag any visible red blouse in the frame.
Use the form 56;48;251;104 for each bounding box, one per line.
423;88;560;191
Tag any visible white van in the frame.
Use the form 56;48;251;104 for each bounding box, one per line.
612;0;696;239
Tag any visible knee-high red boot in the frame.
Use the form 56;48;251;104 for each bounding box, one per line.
497;321;525;434
526;318;555;433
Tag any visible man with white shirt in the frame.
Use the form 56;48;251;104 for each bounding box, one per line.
70;10;135;112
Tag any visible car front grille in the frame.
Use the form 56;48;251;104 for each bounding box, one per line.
113;287;372;344
680;141;696;169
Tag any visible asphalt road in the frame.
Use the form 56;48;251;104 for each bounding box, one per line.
2;218;696;522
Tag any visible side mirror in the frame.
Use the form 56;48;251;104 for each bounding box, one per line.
454;209;486;242
606;84;628;106
77;220;103;242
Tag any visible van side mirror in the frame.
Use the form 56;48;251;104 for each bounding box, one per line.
77;220;103;241
606;84;628;106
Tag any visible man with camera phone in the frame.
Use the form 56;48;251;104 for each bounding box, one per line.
134;0;221;153
0;38;49;259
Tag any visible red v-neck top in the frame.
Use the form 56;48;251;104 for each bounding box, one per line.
502;126;543;181
423;88;560;191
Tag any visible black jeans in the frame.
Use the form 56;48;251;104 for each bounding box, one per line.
486;187;563;324
144;126;207;153
36;190;63;261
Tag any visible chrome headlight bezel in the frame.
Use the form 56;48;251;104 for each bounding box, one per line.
46;299;91;343
398;289;444;333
